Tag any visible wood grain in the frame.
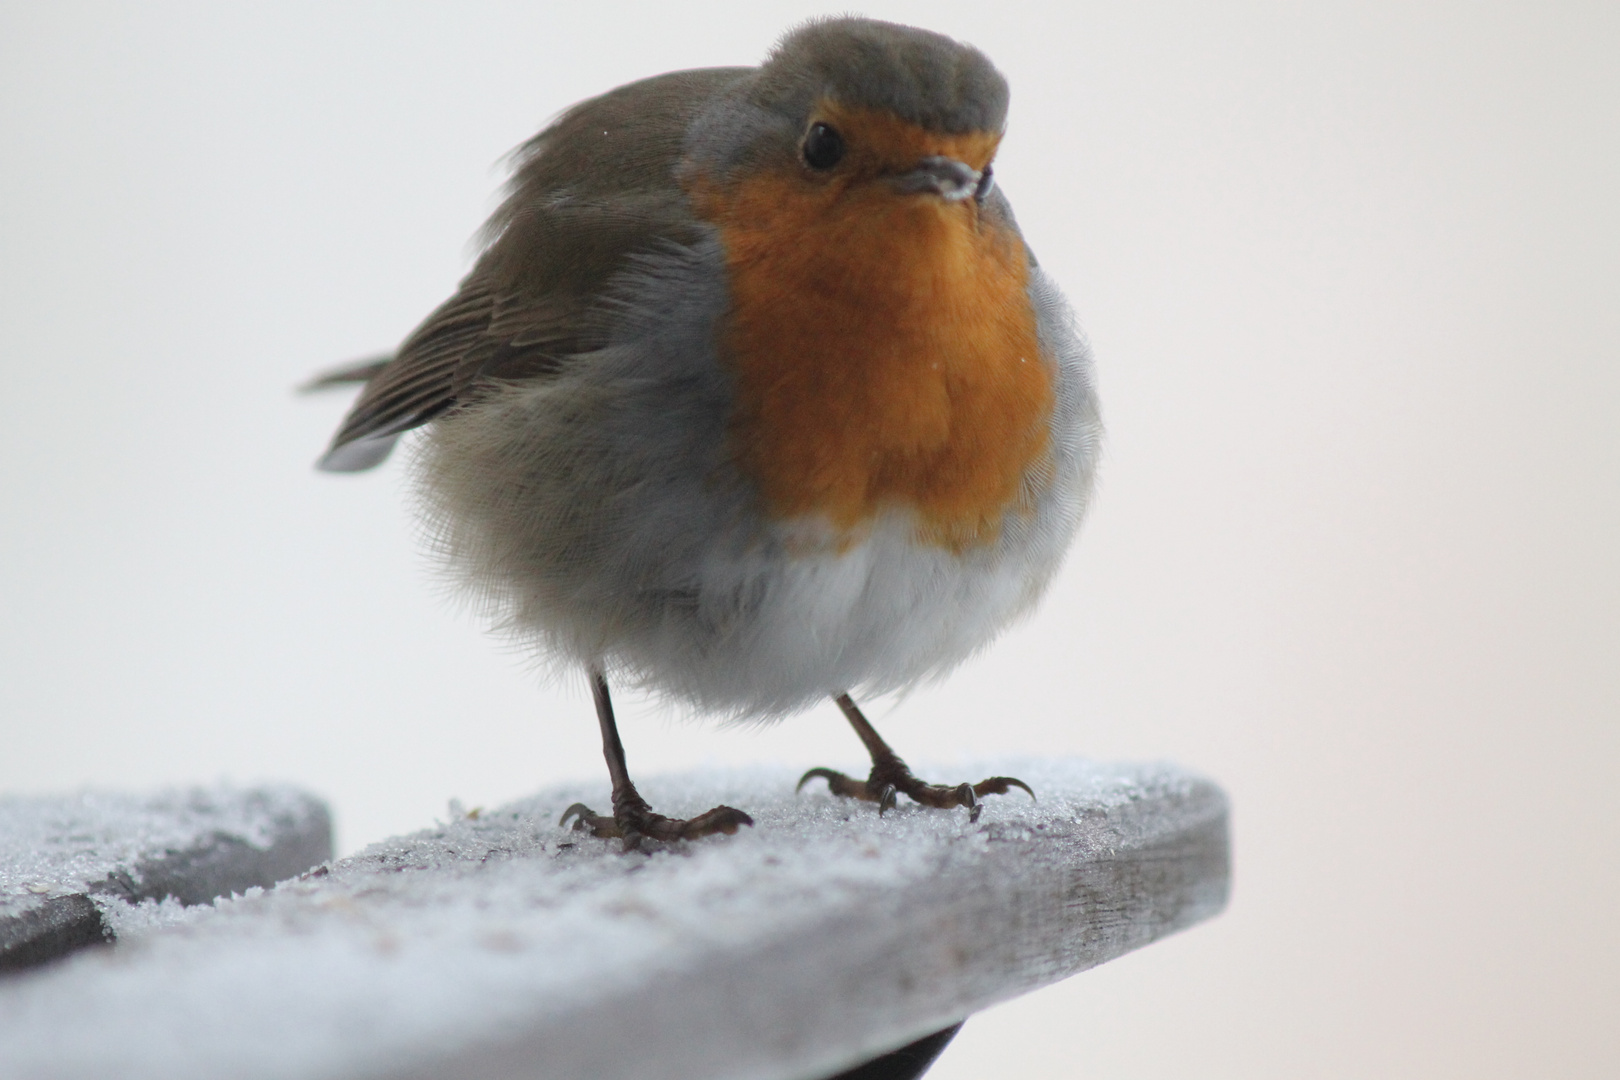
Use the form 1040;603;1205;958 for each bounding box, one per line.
0;760;1227;1080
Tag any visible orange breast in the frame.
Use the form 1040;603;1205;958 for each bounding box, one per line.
692;124;1053;550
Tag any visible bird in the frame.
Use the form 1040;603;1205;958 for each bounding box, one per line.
309;16;1101;848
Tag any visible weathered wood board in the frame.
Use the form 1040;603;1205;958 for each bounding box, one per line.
0;760;1227;1080
0;786;332;973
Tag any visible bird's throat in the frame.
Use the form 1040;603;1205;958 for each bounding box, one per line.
692;167;1054;551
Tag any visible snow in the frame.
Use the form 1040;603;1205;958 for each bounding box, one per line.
0;785;329;921
0;759;1227;1080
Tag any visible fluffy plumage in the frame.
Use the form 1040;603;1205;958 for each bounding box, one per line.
319;17;1101;722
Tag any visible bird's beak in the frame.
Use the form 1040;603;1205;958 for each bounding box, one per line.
890;156;982;202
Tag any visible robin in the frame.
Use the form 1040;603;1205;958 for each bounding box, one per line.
309;17;1101;847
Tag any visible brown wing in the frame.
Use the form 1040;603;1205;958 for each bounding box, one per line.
314;66;750;473
316;281;498;471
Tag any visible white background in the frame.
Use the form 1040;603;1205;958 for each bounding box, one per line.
2;2;1615;1076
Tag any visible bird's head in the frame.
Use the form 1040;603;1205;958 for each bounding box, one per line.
682;17;1010;219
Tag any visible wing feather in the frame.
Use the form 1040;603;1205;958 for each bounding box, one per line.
313;66;749;473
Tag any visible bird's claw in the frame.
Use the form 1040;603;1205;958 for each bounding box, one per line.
798;767;868;800
797;761;1035;820
876;784;898;816
797;767;839;792
953;783;981;823
678;804;755;838
973;776;1037;802
559;802;620;838
558;800;753;849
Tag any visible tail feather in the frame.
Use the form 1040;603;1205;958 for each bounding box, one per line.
318;432;401;472
302;354;399;471
299;354;393;393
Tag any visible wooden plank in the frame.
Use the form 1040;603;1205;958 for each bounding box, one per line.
0;759;1227;1080
0;787;332;973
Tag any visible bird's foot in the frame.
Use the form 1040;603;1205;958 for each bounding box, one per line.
559;795;753;851
797;755;1034;823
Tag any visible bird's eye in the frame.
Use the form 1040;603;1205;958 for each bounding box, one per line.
975;164;996;202
802;123;846;170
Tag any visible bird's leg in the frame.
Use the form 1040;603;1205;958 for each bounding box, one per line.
559;670;753;850
798;693;1035;823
